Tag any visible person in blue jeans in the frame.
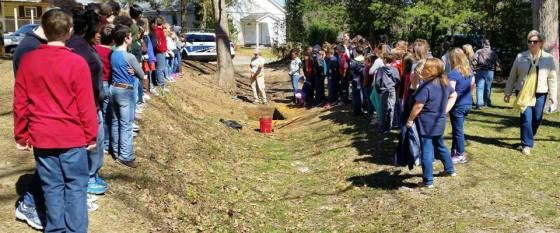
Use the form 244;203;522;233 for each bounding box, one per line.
406;58;458;188
110;25;145;168
504;30;558;156
448;48;475;164
474;39;500;109
14;9;98;232
288;49;303;103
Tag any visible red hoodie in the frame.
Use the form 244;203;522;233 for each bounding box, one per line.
14;45;98;148
154;26;167;53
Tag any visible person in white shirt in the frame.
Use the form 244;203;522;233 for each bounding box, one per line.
250;49;267;104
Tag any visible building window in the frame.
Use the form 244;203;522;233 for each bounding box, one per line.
24;7;37;18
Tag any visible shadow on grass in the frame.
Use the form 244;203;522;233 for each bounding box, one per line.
318;106;398;166
347;170;419;190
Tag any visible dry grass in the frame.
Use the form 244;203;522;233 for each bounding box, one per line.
0;58;559;232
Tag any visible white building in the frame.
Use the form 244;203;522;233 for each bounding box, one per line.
227;0;286;47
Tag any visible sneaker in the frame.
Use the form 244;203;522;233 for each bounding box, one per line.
132;131;138;137
87;193;99;202
143;94;151;101
150;88;160;96
135;107;143;114
95;174;107;188
87;201;99;212
132;123;140;132
162;87;170;93
417;182;434;189
116;159;139;168
451;155;467;164
15;201;44;230
445;172;457;177
87;181;107;195
522;146;532;156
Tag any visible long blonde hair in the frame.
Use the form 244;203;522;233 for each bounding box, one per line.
449;48;471;77
421;58;448;87
462;44;474;59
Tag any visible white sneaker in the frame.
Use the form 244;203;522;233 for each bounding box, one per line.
143;94;151;101
522;147;532;156
87;193;99;202
87;201;99;212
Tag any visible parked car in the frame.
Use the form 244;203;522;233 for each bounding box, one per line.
181;32;235;62
4;24;39;54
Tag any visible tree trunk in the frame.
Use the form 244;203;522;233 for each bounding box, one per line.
0;24;4;57
181;0;187;33
532;0;559;103
212;0;236;92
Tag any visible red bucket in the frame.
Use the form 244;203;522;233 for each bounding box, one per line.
259;117;273;133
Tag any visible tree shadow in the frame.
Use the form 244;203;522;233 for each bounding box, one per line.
347;170;419;190
318;106;398;166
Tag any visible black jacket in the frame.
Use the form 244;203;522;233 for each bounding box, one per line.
66;34;104;107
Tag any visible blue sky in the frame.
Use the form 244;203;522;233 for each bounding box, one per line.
275;0;285;6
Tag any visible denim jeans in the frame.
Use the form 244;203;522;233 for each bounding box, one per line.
475;70;494;107
110;86;135;161
136;77;144;104
521;93;547;148
88;110;105;183
35;147;88;233
420;135;454;185
362;86;374;116
327;75;339;103
381;90;396;131
101;81;111;151
450;104;471;155
167;56;174;77
173;49;181;73
351;80;362;113
290;73;301;98
155;53;167;87
22;172;43;208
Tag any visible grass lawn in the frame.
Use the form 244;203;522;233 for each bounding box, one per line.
0;58;558;232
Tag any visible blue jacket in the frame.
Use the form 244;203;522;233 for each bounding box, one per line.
394;123;421;170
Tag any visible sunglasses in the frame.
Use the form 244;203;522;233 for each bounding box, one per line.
528;40;541;44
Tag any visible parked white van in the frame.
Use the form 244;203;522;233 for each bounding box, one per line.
181;32;235;62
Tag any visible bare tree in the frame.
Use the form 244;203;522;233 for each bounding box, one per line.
212;0;235;92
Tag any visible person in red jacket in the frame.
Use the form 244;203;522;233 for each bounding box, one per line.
153;16;169;93
13;9;97;232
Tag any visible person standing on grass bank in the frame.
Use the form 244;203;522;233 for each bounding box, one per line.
288;48;303;104
110;25;145;168
66;8;108;197
11;2;83;230
448;48;475;164
14;9;98;232
375;53;400;134
95;25;114;154
406;58;457;188
474;39;500;110
504;30;558;156
250;48;267;104
153;16;169;94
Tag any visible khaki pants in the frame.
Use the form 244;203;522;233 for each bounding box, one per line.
251;76;267;102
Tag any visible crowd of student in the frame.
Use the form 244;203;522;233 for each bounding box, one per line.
12;1;185;232
286;31;557;188
9;0;558;231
